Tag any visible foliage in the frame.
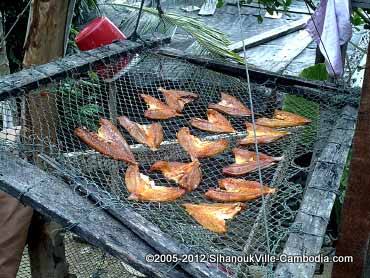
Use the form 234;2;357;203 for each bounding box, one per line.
67;0;100;54
352;8;370;28
299;63;329;81
0;0;30;72
257;0;292;15
51;76;102;131
73;0;99;25
352;10;364;26
333;151;351;230
217;0;225;8
229;0;293;23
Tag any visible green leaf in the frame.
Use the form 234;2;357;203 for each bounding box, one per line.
88;71;99;82
299;63;329;81
257;15;264;23
79;104;102;116
266;7;274;15
352;12;364;26
216;0;225;8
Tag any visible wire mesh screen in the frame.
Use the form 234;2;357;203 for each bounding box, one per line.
17;233;143;278
0;51;354;277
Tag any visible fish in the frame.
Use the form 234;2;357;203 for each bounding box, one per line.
150;160;202;192
125;165;186;202
117;115;164;151
208;93;251;117
238;122;289;145
74;119;137;164
190;109;235;133
158;87;198;113
205;178;276;202
141;94;181;120
223;148;282;176
256;110;311;128
177;127;229;161
183;202;246;233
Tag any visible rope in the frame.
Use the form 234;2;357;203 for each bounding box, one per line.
236;0;272;256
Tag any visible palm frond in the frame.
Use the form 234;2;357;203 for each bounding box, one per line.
107;3;243;63
119;9;177;38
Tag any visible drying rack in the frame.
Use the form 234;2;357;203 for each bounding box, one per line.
0;37;358;278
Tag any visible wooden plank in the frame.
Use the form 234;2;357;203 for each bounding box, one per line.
241;30;312;73
275;105;357;278
157;48;359;108
0;36;171;101
331;42;370;278
228;17;309;52
198;0;217;16
282;45;316;76
351;0;370;9
0;153;189;278
226;1;314;14
351;54;367;87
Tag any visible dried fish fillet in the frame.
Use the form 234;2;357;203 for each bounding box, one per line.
183;202;246;233
238;123;289;145
223;148;282;176
150;160;202;192
125;165;185;202
74;119;137;164
177;127;228;161
117;115;163;151
158;87;198;113
190;109;235;133
205;178;276;202
208;93;251;117
141;94;180;120
256;110;311;128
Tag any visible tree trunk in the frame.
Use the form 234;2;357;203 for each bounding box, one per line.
28;215;74;278
23;0;74;66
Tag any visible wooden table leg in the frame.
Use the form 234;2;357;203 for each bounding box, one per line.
28;213;75;278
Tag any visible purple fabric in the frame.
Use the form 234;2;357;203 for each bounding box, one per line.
306;0;352;77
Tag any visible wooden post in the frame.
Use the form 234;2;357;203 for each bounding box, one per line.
28;214;75;278
331;41;370;278
22;1;77;277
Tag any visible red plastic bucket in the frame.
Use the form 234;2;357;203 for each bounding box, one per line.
75;17;126;51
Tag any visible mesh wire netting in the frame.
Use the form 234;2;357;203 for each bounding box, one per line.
0;52;356;277
16;233;143;278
